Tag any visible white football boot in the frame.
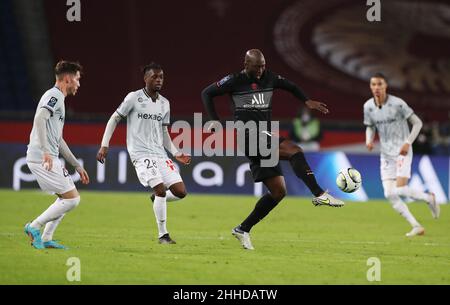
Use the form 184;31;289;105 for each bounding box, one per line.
406;226;425;237
232;227;254;250
312;191;345;207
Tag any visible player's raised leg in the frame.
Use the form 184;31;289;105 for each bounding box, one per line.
167;182;187;201
383;180;424;236
150;182;187;203
279;139;344;207
396;177;439;219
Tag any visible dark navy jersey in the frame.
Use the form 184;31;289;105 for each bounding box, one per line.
201;70;309;123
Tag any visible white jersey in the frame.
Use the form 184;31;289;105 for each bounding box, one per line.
363;95;414;158
116;88;170;160
26;87;66;162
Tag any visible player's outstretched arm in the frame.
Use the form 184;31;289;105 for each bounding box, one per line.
305;100;329;114
275;75;329;114
162;126;191;165
34;108;53;170
59;138;89;184
97;112;122;163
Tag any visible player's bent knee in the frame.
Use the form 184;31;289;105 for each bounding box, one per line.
270;188;286;202
62;196;80;212
170;183;187;199
384;187;396;200
60;188;79;199
395;186;407;197
155;190;166;197
385;193;397;202
176;190;187;199
154;188;166;197
153;183;166;197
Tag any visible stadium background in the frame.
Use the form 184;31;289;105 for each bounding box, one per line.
0;0;449;203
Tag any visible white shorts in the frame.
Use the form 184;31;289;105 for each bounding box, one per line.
27;158;76;194
380;150;412;181
133;157;182;189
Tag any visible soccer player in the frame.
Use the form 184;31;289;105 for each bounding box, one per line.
364;73;440;237
97;63;191;244
25;60;90;249
201;49;344;250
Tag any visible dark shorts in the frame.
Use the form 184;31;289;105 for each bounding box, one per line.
248;157;283;182
240;131;287;182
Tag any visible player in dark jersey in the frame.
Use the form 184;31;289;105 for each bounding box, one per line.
201;49;344;250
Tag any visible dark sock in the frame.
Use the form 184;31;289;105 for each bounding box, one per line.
289;151;324;197
240;194;279;232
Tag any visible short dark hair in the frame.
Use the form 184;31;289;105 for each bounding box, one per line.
371;72;388;83
142;62;162;75
55;60;82;77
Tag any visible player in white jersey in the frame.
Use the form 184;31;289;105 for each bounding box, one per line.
25;61;90;249
97;63;191;244
364;73;440;237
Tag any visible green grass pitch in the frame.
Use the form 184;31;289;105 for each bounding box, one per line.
0;189;449;284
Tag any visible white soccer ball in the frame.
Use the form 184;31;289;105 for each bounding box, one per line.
336;168;362;193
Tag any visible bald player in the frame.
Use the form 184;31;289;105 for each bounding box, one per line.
97;62;191;244
364;72;440;237
201;49;344;250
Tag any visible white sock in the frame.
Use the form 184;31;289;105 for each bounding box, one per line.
30;197;80;229
153;196;168;238
396;186;431;202
166;190;181;202
383;180;420;228
391;201;421;227
42;214;65;242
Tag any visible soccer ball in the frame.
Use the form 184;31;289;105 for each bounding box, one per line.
336;168;362;193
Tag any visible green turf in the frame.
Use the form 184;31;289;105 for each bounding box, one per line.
0;189;449;284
